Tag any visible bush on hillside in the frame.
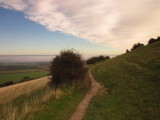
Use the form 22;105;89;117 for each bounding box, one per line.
125;36;160;54
21;76;32;82
0;81;14;87
50;49;87;87
130;43;144;51
126;49;130;53
86;55;110;64
148;36;160;44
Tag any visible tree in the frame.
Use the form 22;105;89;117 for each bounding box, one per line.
148;36;160;44
148;38;157;44
105;56;110;60
131;43;144;51
50;49;87;87
86;55;110;64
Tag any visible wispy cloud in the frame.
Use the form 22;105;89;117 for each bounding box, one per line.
0;0;160;49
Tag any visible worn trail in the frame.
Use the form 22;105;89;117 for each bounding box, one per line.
70;69;101;120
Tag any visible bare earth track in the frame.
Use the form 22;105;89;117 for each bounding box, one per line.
70;69;101;120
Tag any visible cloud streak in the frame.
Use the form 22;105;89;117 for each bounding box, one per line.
0;0;160;49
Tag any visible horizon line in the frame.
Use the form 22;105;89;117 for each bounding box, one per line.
0;54;119;56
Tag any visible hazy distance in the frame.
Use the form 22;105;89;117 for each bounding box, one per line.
0;55;55;63
0;55;117;63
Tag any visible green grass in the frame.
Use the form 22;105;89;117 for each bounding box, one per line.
0;71;49;84
27;75;91;120
27;88;87;120
0;69;47;75
83;41;160;120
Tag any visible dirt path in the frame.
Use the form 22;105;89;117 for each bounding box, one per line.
70;69;101;120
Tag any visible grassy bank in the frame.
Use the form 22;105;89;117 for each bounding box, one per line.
0;71;49;84
83;41;160;120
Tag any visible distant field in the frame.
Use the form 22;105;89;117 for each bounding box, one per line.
84;41;160;120
0;69;47;75
0;71;49;84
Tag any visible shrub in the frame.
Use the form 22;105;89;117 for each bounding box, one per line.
21;76;32;82
0;81;14;87
148;36;160;45
50;49;87;87
126;36;160;54
86;55;110;64
148;38;157;44
130;43;144;51
126;49;129;53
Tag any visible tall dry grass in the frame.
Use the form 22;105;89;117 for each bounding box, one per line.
0;76;63;120
0;76;50;104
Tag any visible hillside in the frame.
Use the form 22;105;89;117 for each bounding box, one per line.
83;41;160;120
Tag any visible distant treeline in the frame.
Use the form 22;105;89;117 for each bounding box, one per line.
86;55;110;64
126;36;160;53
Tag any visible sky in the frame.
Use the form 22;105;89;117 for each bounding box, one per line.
0;0;160;57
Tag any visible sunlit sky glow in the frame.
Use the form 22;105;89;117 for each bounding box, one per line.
0;0;160;56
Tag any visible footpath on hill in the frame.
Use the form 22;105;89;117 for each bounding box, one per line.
70;69;101;120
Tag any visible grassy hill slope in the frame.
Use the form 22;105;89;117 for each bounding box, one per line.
83;41;160;120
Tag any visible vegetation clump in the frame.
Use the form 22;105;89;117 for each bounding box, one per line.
148;36;160;44
130;43;144;51
50;49;87;87
126;36;160;53
126;49;130;53
0;81;14;87
86;55;110;64
21;76;32;82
